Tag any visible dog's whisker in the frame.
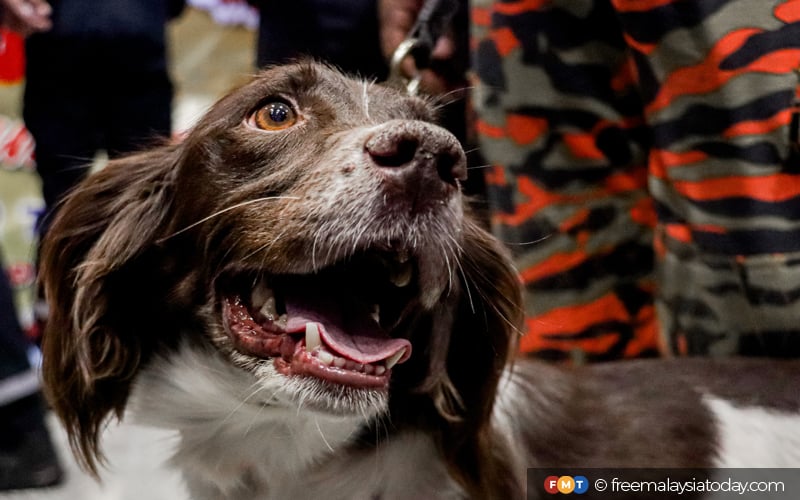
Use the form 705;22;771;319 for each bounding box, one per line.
362;80;371;121
311;233;321;273
314;416;335;453
219;379;270;428
452;258;476;315
501;233;553;246
157;196;299;243
428;85;474;108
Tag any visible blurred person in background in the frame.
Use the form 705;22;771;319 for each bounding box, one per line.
0;251;62;490
22;0;185;340
0;0;50;35
24;0;185;248
250;0;389;80
0;0;62;491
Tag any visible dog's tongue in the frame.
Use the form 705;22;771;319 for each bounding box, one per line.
283;288;411;365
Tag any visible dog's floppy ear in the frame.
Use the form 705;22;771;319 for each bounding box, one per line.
425;217;524;498
39;146;178;474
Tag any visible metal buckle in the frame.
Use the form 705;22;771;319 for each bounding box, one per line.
389;38;423;96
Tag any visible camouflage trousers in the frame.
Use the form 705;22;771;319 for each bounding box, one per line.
471;0;800;360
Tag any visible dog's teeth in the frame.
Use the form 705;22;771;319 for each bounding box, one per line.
333;356;346;368
275;314;288;329
251;280;273;310
395;250;410;264
371;304;380;323
259;297;278;321
305;323;321;351
364;364;375;375
375;365;386;376
390;262;413;288
317;349;334;366
385;348;406;370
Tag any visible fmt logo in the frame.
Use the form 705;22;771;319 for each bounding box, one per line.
543;475;589;495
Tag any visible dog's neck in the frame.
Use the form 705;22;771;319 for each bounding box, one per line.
130;344;366;491
129;343;469;500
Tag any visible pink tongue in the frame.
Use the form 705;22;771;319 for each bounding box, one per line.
283;289;411;365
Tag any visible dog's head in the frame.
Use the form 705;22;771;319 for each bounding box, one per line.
40;62;522;494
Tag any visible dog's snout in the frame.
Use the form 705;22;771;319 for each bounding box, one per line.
365;121;467;189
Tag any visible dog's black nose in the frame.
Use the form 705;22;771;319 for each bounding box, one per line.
365;121;467;191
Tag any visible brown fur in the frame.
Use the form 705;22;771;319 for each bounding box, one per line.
39;61;523;497
35;61;800;500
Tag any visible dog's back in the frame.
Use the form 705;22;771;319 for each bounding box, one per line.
496;358;800;471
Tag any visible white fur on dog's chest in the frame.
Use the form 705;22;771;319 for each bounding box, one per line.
181;429;464;500
706;396;800;468
131;345;464;500
254;432;464;500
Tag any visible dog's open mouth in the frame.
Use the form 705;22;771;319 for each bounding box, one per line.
220;251;417;388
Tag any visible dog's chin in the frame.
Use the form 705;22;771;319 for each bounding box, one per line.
228;349;390;418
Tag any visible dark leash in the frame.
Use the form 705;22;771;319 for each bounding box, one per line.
388;0;460;95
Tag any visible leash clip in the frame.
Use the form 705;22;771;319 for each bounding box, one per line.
387;0;458;96
389;38;423;95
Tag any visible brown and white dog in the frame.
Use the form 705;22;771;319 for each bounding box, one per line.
39;62;800;500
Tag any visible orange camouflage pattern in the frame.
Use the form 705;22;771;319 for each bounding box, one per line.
472;0;800;360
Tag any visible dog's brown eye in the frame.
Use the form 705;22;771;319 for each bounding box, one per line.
253;102;297;131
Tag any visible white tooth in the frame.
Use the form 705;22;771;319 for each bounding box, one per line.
333;356;346;368
375;365;386;376
305;323;321;351
390;262;412;288
275;314;288;330
395;250;410;263
251;279;273;309
354;363;364;372
371;304;380;323
385;348;406;370
259;296;277;321
364;364;375;375
317;349;334;366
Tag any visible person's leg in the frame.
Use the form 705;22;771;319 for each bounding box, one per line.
255;0;388;80
23;69;97;238
23;37;99;345
0;255;34;390
613;0;800;356
471;0;659;361
105;71;173;158
0;254;62;491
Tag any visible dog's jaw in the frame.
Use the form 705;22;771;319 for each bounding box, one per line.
217;250;418;393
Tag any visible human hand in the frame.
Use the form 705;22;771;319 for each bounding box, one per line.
378;0;460;95
0;0;52;37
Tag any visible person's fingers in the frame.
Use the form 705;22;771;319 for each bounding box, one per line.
431;33;455;60
378;0;464;96
378;0;423;59
1;0;52;35
26;0;52;30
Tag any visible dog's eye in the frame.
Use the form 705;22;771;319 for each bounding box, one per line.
253;101;297;131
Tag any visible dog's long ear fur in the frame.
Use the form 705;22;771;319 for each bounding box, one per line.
39;146;179;474
443;218;523;499
397;215;523;498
